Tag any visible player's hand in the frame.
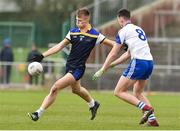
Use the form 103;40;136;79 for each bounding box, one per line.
31;53;44;62
92;68;105;80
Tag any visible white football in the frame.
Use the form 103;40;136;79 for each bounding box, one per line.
28;62;43;76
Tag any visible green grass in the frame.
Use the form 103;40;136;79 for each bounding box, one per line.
0;90;179;130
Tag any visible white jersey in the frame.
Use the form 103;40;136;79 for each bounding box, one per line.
116;23;153;60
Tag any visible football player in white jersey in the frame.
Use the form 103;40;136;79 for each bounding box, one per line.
93;9;159;126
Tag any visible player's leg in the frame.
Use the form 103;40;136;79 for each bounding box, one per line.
113;59;144;105
41;73;75;109
6;65;11;84
71;80;100;120
28;73;76;121
133;80;151;106
71;80;92;102
114;76;154;124
35;75;38;85
114;75;139;105
28;74;33;85
133;80;159;126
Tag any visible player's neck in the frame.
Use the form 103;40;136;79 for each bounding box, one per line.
80;24;91;33
123;20;131;27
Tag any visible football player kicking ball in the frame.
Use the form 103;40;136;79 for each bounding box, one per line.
28;8;115;121
93;9;159;126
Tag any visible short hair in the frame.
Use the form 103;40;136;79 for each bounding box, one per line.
117;9;130;19
76;8;90;17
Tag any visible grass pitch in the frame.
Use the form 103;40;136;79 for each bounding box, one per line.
0;89;179;130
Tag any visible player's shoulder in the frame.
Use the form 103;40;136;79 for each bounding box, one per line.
118;26;126;35
69;27;100;36
69;27;80;33
123;23;136;30
118;24;140;34
128;24;144;32
88;28;100;36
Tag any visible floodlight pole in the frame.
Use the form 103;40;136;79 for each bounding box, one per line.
93;0;99;27
123;0;127;8
94;0;101;91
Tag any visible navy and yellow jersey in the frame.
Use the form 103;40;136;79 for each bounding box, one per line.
65;26;105;68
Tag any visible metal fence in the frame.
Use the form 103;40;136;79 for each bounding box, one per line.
1;0;180;92
0;22;35;48
1;59;180;92
0;61;64;88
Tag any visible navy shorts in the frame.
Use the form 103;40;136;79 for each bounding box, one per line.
65;64;85;81
123;59;154;80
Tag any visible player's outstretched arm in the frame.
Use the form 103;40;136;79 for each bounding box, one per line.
43;39;69;58
92;43;122;80
31;53;44;62
110;49;131;68
101;38;116;48
101;43;122;71
31;39;69;62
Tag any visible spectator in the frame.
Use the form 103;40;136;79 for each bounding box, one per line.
0;38;14;84
27;44;41;85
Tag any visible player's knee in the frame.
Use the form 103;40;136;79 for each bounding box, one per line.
50;84;59;95
71;87;80;94
72;88;77;94
114;89;124;97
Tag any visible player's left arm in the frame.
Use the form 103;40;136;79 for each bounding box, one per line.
96;33;115;48
101;38;115;48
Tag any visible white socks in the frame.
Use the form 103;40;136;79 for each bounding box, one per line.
148;113;156;121
88;99;95;108
36;100;95;117
36;107;45;117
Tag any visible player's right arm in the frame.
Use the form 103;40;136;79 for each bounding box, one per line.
43;39;69;57
32;32;70;62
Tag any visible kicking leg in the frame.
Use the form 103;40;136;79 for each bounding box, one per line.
28;73;76;121
71;81;100;120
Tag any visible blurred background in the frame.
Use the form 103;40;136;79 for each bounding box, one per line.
0;0;180;92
